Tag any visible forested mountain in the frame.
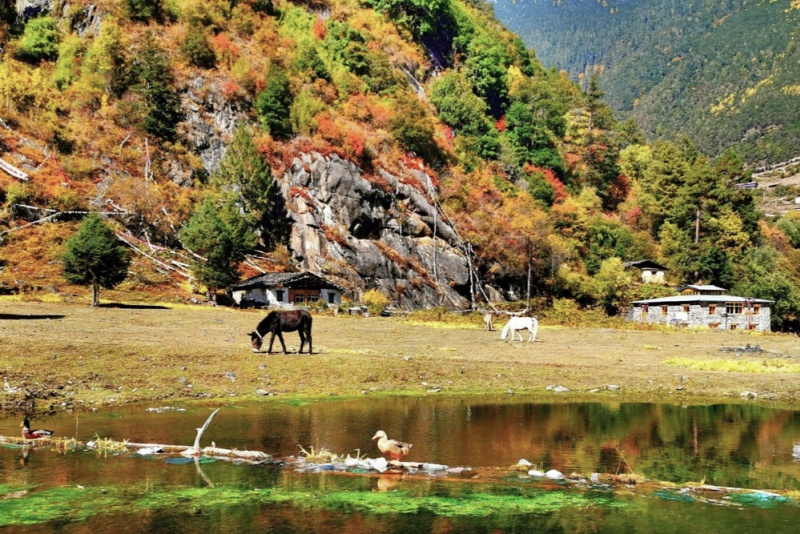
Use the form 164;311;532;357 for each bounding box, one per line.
493;0;800;165
1;0;800;328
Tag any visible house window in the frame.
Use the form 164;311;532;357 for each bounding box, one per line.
726;302;743;315
294;295;305;305
752;305;761;315
275;290;284;302
661;306;668;316
308;295;319;303
709;304;716;315
682;305;690;313
641;305;649;314
328;293;336;304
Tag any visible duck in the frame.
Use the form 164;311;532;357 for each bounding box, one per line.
372;430;412;462
21;418;54;440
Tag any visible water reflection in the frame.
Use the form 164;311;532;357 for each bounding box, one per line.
2;399;800;491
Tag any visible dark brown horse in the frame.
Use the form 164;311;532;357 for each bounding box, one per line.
249;310;313;354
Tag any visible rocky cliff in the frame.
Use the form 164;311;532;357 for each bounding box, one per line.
281;152;470;309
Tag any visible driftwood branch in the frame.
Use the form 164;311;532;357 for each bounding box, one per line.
183;408;220;456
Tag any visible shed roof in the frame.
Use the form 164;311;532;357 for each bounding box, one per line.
230;271;344;291
679;284;727;293
623;259;669;271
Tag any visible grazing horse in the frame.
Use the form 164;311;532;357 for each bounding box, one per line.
500;317;538;343
249;310;313;354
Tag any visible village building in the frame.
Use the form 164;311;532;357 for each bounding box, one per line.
230;271;343;308
623;259;668;284
628;285;773;332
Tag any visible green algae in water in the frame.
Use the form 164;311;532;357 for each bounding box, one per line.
0;482;621;527
0;486;121;526
311;488;620;516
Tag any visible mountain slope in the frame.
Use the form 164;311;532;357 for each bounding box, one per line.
493;0;800;164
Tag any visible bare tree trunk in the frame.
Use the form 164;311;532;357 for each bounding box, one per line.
91;280;100;307
527;260;532;311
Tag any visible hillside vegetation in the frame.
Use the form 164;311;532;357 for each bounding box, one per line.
1;0;800;329
494;0;800;165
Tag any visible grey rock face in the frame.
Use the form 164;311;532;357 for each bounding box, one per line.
282;152;470;309
16;0;51;20
179;76;243;181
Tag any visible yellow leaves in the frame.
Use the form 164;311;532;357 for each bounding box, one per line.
711;76;774;114
506;65;525;97
0;61;53;118
781;85;800;95
710;93;735;115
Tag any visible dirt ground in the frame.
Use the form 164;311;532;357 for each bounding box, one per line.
2;301;800;414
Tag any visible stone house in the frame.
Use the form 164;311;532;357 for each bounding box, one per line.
230;271;343;308
628;285;773;331
623;259;668;284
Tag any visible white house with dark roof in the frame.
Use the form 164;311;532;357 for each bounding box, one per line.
623;259;669;284
230;271;343;308
628;285;773;331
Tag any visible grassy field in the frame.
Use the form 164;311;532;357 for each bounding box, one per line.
2;300;800;414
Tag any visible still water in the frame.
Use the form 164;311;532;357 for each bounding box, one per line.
2;398;800;532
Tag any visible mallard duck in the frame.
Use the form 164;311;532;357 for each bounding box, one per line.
21;418;54;440
372;430;412;461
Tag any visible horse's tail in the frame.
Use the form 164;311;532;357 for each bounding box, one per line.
500;323;510;340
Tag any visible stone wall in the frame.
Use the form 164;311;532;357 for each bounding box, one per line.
628;303;771;332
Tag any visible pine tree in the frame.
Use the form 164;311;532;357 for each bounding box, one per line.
62;214;130;307
213;124;290;249
180;197;256;301
135;31;182;141
256;70;293;139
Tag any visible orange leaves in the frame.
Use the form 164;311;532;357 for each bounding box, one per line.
315;111;370;162
525;164;568;204
316;114;342;144
221;79;242;101
210;33;240;67
344;127;366;158
313;16;327;41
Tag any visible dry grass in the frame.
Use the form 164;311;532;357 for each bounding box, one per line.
664;357;800;373
2;300;800;414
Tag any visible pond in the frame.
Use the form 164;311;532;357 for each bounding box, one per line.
2;398;800;531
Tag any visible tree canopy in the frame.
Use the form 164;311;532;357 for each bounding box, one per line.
62;214;131;307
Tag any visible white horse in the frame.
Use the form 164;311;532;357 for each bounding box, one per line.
500;317;538;343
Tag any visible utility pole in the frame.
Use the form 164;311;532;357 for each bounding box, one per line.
695;208;701;244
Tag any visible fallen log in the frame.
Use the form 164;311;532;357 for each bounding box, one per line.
0;409;271;462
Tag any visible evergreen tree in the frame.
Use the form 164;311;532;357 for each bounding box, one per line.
135;31;182;141
213;124;290;249
16;17;59;63
181;26;216;68
62;214;130;307
180;197;256;301
256;70;293;139
126;0;163;22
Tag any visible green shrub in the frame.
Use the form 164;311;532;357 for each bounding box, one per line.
181;26;216;68
16;17;59;63
256;70;293;139
53;35;83;89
